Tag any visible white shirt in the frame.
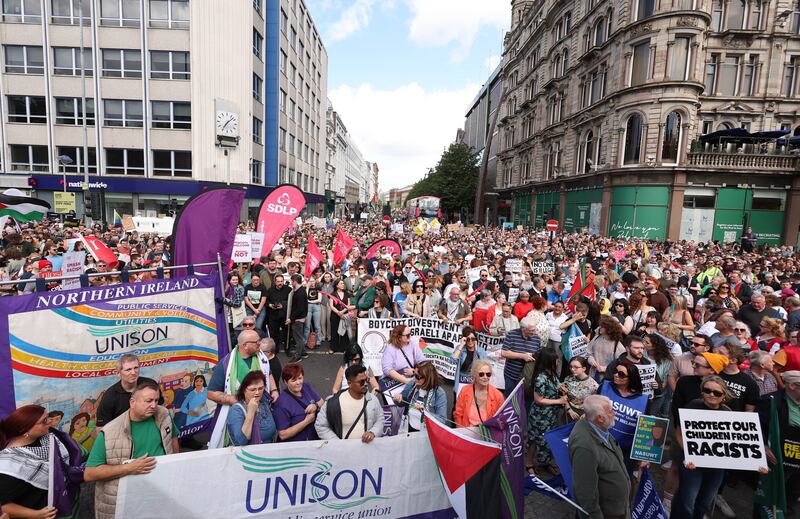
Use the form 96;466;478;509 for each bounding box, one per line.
339;391;366;439
547;312;569;342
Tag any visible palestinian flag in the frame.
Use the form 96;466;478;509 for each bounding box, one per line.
425;413;503;519
0;188;50;222
565;261;595;312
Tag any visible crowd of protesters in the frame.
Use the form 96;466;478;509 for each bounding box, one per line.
1;212;799;518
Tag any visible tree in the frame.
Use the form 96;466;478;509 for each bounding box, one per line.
406;143;479;220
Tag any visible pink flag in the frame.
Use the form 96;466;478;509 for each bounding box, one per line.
365;239;402;259
305;235;323;278
78;233;119;269
333;228;354;266
257;184;306;257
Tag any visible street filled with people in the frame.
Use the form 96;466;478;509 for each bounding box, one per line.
0;212;798;518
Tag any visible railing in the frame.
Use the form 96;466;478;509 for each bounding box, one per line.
687;152;799;171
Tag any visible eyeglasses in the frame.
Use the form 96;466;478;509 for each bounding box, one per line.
613;371;628;379
702;387;724;397
477;372;492;378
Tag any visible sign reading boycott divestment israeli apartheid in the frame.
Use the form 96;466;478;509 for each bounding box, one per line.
357;318;506;389
678;408;767;471
115;433;454;518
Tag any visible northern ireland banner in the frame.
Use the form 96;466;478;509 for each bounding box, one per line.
115;432;455;518
0;275;227;439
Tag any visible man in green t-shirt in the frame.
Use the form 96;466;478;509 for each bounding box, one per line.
84;381;179;519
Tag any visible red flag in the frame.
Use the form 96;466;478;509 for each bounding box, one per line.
565;262;596;312
78;233;119;269
333;228;354;266
305;235;323;278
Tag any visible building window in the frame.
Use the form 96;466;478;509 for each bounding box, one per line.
662;111;682;163
725;0;761;30
290;26;296;49
149;0;188;29
280;51;287;74
102;49;142;78
288;134;295;155
150;51;190;80
252;116;262;144
153;150;191;177
4;45;43;74
51;0;90;25
793;2;800;34
279;89;286;111
279;128;286;150
100;0;140;27
54;97;95;125
623;114;644;165
578;130;595;174
636;0;654;20
630;41;650;86
718;56;740;96
252;73;263;102
1;0;42;23
593;17;606;47
53;47;93;76
704;54;719;94
57;146;96;173
7;95;46;123
10;144;48;172
742;56;757;96
106;148;144;175
251;160;262;184
253;0;261;15
103;99;143;127
711;0;724;30
669;37;692;81
784;56;799;97
151;101;190;129
280;8;287;32
253;28;263;59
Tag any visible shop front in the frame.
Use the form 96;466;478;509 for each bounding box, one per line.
606;186;670;240
563;189;603;234
513;194;531;228
533;191;560;228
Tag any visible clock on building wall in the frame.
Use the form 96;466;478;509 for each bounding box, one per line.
215;106;240;148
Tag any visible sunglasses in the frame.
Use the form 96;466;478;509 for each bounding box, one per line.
413;373;425;380
691;341;706;347
242;322;255;327
691;361;710;368
466;337;477;342
353;378;368;386
734;328;747;332
477;372;492;378
614;371;628;379
702;387;724;397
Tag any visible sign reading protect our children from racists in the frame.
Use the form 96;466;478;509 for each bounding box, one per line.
678;408;767;471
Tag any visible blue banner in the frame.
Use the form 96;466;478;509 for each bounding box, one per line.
600;382;649;451
631;467;668;519
560;323;588;362
544;421;576;497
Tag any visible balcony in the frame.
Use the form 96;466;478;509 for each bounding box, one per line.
687;152;800;172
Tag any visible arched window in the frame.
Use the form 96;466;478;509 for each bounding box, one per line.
718;121;734;130
562;49;569;73
552;55;562;78
661;111;682;163
593;17;606;46
623;114;644;165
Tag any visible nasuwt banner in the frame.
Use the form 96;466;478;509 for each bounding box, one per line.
115;432;455;519
357;317;505;386
0;274;227;439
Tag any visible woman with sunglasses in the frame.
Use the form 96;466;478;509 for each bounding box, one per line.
453;359;504;427
672;376;738;519
610;298;634;334
331;345;379;395
598;360;648;472
452;327;488;395
382;324;428;387
393;361;447;432
405;280;431;318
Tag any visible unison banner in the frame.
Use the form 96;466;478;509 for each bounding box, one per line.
115;433;455;519
357;318;506;384
0;275;227;439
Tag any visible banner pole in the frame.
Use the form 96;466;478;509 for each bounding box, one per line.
217;252;232;353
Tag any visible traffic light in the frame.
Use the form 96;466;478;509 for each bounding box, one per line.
83;191;92;218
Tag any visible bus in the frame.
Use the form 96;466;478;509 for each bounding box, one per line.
406;196;441;222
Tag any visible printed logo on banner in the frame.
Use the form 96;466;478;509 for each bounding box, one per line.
237;452;387;512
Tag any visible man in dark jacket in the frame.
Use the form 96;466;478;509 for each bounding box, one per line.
569;394;631;519
286;274;308;361
266;274;291;353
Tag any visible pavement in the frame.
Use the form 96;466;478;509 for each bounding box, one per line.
75;346;759;518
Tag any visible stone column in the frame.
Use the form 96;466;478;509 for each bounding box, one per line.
783;175;800;247
600;176;613;236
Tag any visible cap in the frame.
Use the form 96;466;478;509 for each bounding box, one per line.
700;352;729;374
37;259;52;269
780;371;800;385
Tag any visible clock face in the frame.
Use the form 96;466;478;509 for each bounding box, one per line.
216;110;239;137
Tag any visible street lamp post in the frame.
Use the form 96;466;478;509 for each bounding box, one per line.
57;155;73;193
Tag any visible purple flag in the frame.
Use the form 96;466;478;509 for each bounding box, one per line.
171;187;245;276
480;380;525;519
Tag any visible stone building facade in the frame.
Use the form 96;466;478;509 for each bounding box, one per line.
498;0;800;245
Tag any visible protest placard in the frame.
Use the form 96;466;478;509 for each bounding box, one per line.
53;192;76;214
121;215;136;232
231;234;252;263
60;251;85;290
248;232;264;259
560;323;588;361
678;408;767;471
630;415;669;463
635;363;658;398
508;287;520;303
391;223;404;233
530;261;555;274
505;258;524;272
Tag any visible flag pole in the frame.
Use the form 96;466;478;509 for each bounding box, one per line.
217;252;232;353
